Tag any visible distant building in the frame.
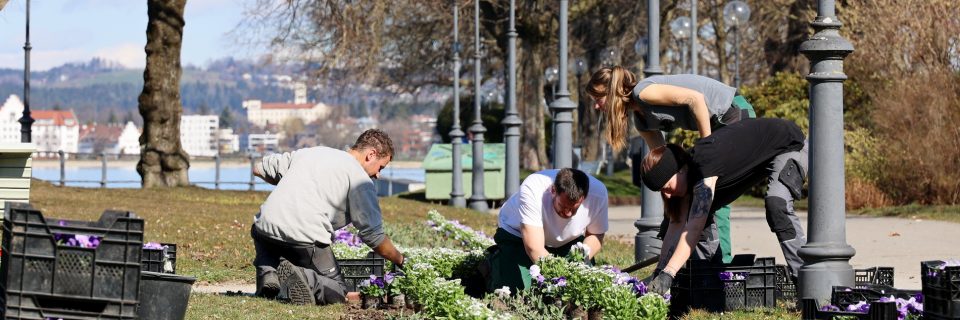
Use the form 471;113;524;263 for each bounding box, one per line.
0;95;80;158
242;82;330;128
180;115;218;157
117;121;141;154
245;132;280;154
79;122;140;155
217;128;240;154
31;110;80;157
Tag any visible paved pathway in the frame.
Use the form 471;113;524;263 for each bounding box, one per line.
607;205;960;289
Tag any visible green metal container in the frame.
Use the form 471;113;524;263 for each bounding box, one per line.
422;143;505;200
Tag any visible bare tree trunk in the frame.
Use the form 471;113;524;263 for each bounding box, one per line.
518;41;549;170
137;0;190;188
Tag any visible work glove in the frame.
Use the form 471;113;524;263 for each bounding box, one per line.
567;242;591;264
648;271;674;296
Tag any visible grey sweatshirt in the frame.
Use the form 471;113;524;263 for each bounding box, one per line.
631;74;737;132
252;146;386;248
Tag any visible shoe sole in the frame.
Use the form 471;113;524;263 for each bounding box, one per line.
258;274;280;299
278;260;315;305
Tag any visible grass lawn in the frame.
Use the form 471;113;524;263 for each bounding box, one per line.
24;179;818;319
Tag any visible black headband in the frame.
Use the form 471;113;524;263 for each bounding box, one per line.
640;145;684;191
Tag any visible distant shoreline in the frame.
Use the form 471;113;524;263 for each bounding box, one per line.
31;159;424;169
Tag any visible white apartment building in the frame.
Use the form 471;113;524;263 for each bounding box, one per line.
246;132;280;154
180;115;219;157
0;95;79;157
242;83;330;128
32;110;80;157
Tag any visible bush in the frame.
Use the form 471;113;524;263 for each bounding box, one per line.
870;72;960;205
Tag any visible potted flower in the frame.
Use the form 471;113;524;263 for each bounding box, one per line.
358;275;386;309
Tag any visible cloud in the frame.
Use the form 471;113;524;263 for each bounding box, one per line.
0;48;91;70
94;43;145;69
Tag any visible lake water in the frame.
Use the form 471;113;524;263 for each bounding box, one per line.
31;165;426;193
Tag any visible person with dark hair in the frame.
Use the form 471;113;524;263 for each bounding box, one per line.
249;129;405;305
639;118;809;295
587;66;758;264
485;168;609;292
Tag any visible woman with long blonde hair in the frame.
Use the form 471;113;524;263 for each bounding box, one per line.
586;66;756;266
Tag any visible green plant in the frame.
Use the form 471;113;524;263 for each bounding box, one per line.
359;275;387;297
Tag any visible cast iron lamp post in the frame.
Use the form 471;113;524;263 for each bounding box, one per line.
449;0;466;208
468;0;488;211
502;0;521;198
634;0;665;264
670;16;692;73
723;0;750;88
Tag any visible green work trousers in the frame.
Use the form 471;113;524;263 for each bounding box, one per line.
486;228;584;293
718;95;757;264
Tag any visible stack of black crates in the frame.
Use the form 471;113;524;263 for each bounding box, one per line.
669;254;778;315
921;260;960;320
0;203;144;319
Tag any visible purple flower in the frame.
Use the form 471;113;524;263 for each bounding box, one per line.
535;275;545;284
144;242;165;250
553;277;567;287
913;292;923;304
633;280;648;295
846;301;870;313
820;305;841;312
384;272;395;284
369;275;385;288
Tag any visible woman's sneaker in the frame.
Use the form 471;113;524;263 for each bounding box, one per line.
277;260;316;305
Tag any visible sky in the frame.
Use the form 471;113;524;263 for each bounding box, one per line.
0;0;263;71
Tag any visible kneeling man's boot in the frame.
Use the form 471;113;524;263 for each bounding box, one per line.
277;260;317;305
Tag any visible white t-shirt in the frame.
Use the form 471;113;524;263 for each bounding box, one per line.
498;169;609;248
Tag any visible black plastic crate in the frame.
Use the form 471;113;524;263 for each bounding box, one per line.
142;243;177;274
777;265;896;305
670;254;777;314
775;264;797;302
801;297;898;320
921;260;960;319
1;203;144;319
339;252;386;292
855;267;894;287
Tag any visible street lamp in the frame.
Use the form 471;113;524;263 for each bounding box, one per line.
20;0;34;143
545;66;559;102
502;0;521;198
723;0;750;88
468;0;488;211
448;0;466;208
670;16;692;74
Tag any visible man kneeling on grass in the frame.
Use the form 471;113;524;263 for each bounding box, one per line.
250;129;405;305
485;168;609;293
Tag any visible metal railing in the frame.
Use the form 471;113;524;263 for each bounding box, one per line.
51;150;267;190
46;150;410;195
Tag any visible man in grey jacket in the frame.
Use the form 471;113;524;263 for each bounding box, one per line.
250;129;405;305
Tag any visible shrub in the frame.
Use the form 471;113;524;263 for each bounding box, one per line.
870;72;960;205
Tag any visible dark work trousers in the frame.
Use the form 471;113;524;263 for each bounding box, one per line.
251;226;348;304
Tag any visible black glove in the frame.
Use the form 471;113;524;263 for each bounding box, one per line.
648;272;674;295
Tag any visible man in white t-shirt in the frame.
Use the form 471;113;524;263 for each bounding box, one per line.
486;168;609;292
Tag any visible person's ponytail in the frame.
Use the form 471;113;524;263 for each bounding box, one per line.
603;66;637;153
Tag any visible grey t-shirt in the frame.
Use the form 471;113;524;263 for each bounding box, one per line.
253;146;386;248
631;74;737;132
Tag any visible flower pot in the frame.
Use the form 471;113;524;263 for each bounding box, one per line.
138;271;196;320
587;307;604;320
361;295;382;309
565;304;587;320
388;294;405;309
